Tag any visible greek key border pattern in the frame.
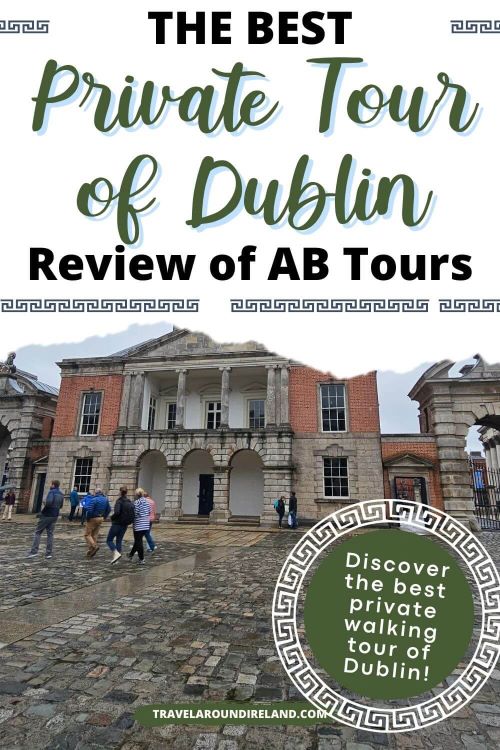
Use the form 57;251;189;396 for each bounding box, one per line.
231;299;429;313
0;20;49;34
451;20;500;34
440;299;500;313
272;500;500;733
0;299;199;313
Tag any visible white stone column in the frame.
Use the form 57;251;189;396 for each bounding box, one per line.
220;367;231;428
489;440;499;471
265;365;277;426
175;369;187;428
118;373;132;428
280;366;290;426
494;439;500;475
484;444;492;472
128;372;145;428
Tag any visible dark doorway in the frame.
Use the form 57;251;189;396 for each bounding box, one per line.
394;476;428;505
33;473;46;513
198;474;214;516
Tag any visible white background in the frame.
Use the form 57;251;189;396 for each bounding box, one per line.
1;1;499;375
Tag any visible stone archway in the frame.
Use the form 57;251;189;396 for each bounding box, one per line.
137;450;168;512
229;449;264;518
181;449;215;516
409;355;500;529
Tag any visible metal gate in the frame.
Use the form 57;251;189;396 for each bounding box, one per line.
470;460;500;530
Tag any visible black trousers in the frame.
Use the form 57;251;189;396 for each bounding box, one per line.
129;530;146;560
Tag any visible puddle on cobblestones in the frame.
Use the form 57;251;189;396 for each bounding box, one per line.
0;547;233;644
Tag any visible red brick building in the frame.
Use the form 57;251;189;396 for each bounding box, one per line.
44;330;388;523
41;329;451;523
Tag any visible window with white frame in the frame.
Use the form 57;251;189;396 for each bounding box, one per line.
323;457;349;498
166;402;177;429
80;392;102;436
206;401;221;429
248;399;265;428
147;396;157;430
320;384;346;432
74;457;93;494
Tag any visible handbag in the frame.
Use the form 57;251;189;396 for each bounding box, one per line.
287;513;293;527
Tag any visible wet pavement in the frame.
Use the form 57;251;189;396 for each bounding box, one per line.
0;518;498;749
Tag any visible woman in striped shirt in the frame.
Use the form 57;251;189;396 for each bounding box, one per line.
128;488;150;563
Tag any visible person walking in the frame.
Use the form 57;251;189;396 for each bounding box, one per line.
106;487;134;564
80;491;93;526
143;490;157;553
288;491;298;529
28;480;64;559
275;496;286;528
2;490;16;521
128;488;150;564
84;487;111;558
68;486;79;521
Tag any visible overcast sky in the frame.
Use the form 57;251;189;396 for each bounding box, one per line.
7;323;481;451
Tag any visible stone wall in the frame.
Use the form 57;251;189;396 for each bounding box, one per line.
46;436;115;497
291;432;384;520
108;427;294;524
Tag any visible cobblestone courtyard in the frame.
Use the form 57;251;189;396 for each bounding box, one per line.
0;518;498;749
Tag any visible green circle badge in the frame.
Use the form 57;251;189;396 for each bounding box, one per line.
304;529;474;700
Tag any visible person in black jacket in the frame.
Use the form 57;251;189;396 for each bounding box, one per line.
106;487;134;564
289;491;298;529
276;496;286;528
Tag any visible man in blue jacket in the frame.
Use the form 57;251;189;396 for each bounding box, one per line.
28;480;64;560
84;487;111;558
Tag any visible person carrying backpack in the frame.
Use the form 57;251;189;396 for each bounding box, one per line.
27;480;64;559
106;486;134;564
275;496;286;528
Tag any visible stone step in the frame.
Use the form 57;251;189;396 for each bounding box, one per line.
228;515;261;526
176;514;210;525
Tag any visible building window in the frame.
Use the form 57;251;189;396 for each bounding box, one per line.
248;399;265;428
206;401;221;429
320;384;346;432
80;392;102;436
147;396;157;430
167;402;177;429
323;457;349;498
74;457;93;494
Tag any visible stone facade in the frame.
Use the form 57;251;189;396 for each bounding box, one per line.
289;368;384;518
0;356;58;512
45;329;385;524
409;355;500;529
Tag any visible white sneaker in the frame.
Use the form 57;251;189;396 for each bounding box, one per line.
27;552;37;558
45;555;52;559
111;551;122;564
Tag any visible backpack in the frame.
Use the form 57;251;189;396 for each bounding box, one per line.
113;498;135;525
274;499;279;512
